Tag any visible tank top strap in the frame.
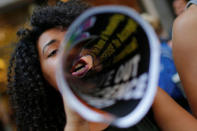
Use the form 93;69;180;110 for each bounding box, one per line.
186;0;197;9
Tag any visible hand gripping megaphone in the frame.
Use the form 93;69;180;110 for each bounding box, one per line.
56;5;160;128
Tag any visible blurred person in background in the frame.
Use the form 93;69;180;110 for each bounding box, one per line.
141;13;188;111
168;0;189;47
152;0;197;130
152;0;191;111
173;0;189;16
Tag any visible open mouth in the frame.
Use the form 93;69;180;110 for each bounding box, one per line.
71;55;93;77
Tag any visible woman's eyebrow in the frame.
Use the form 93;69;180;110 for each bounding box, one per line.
42;39;57;55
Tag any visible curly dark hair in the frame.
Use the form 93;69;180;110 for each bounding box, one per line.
7;0;90;130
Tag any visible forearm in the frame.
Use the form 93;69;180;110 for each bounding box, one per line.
152;88;197;131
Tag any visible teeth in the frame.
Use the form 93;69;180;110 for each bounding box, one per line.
73;62;85;72
75;63;83;69
76;66;85;72
72;63;88;77
71;55;93;77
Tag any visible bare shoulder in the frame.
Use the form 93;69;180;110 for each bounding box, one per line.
173;5;197;43
172;5;197;59
172;5;197;117
172;5;197;56
172;4;197;82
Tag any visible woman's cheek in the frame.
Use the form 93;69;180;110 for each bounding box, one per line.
42;58;58;88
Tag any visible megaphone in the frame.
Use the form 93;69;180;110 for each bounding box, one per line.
56;5;160;128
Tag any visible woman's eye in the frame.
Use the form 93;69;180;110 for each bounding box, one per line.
47;49;58;58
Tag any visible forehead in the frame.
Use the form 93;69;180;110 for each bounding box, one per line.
37;27;66;49
39;28;65;42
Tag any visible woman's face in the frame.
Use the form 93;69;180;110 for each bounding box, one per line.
37;27;95;90
173;0;187;16
37;27;66;89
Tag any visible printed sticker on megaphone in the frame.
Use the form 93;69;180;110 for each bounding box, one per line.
57;5;160;128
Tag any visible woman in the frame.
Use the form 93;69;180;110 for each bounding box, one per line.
10;0;197;130
7;0;89;130
8;0;162;130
